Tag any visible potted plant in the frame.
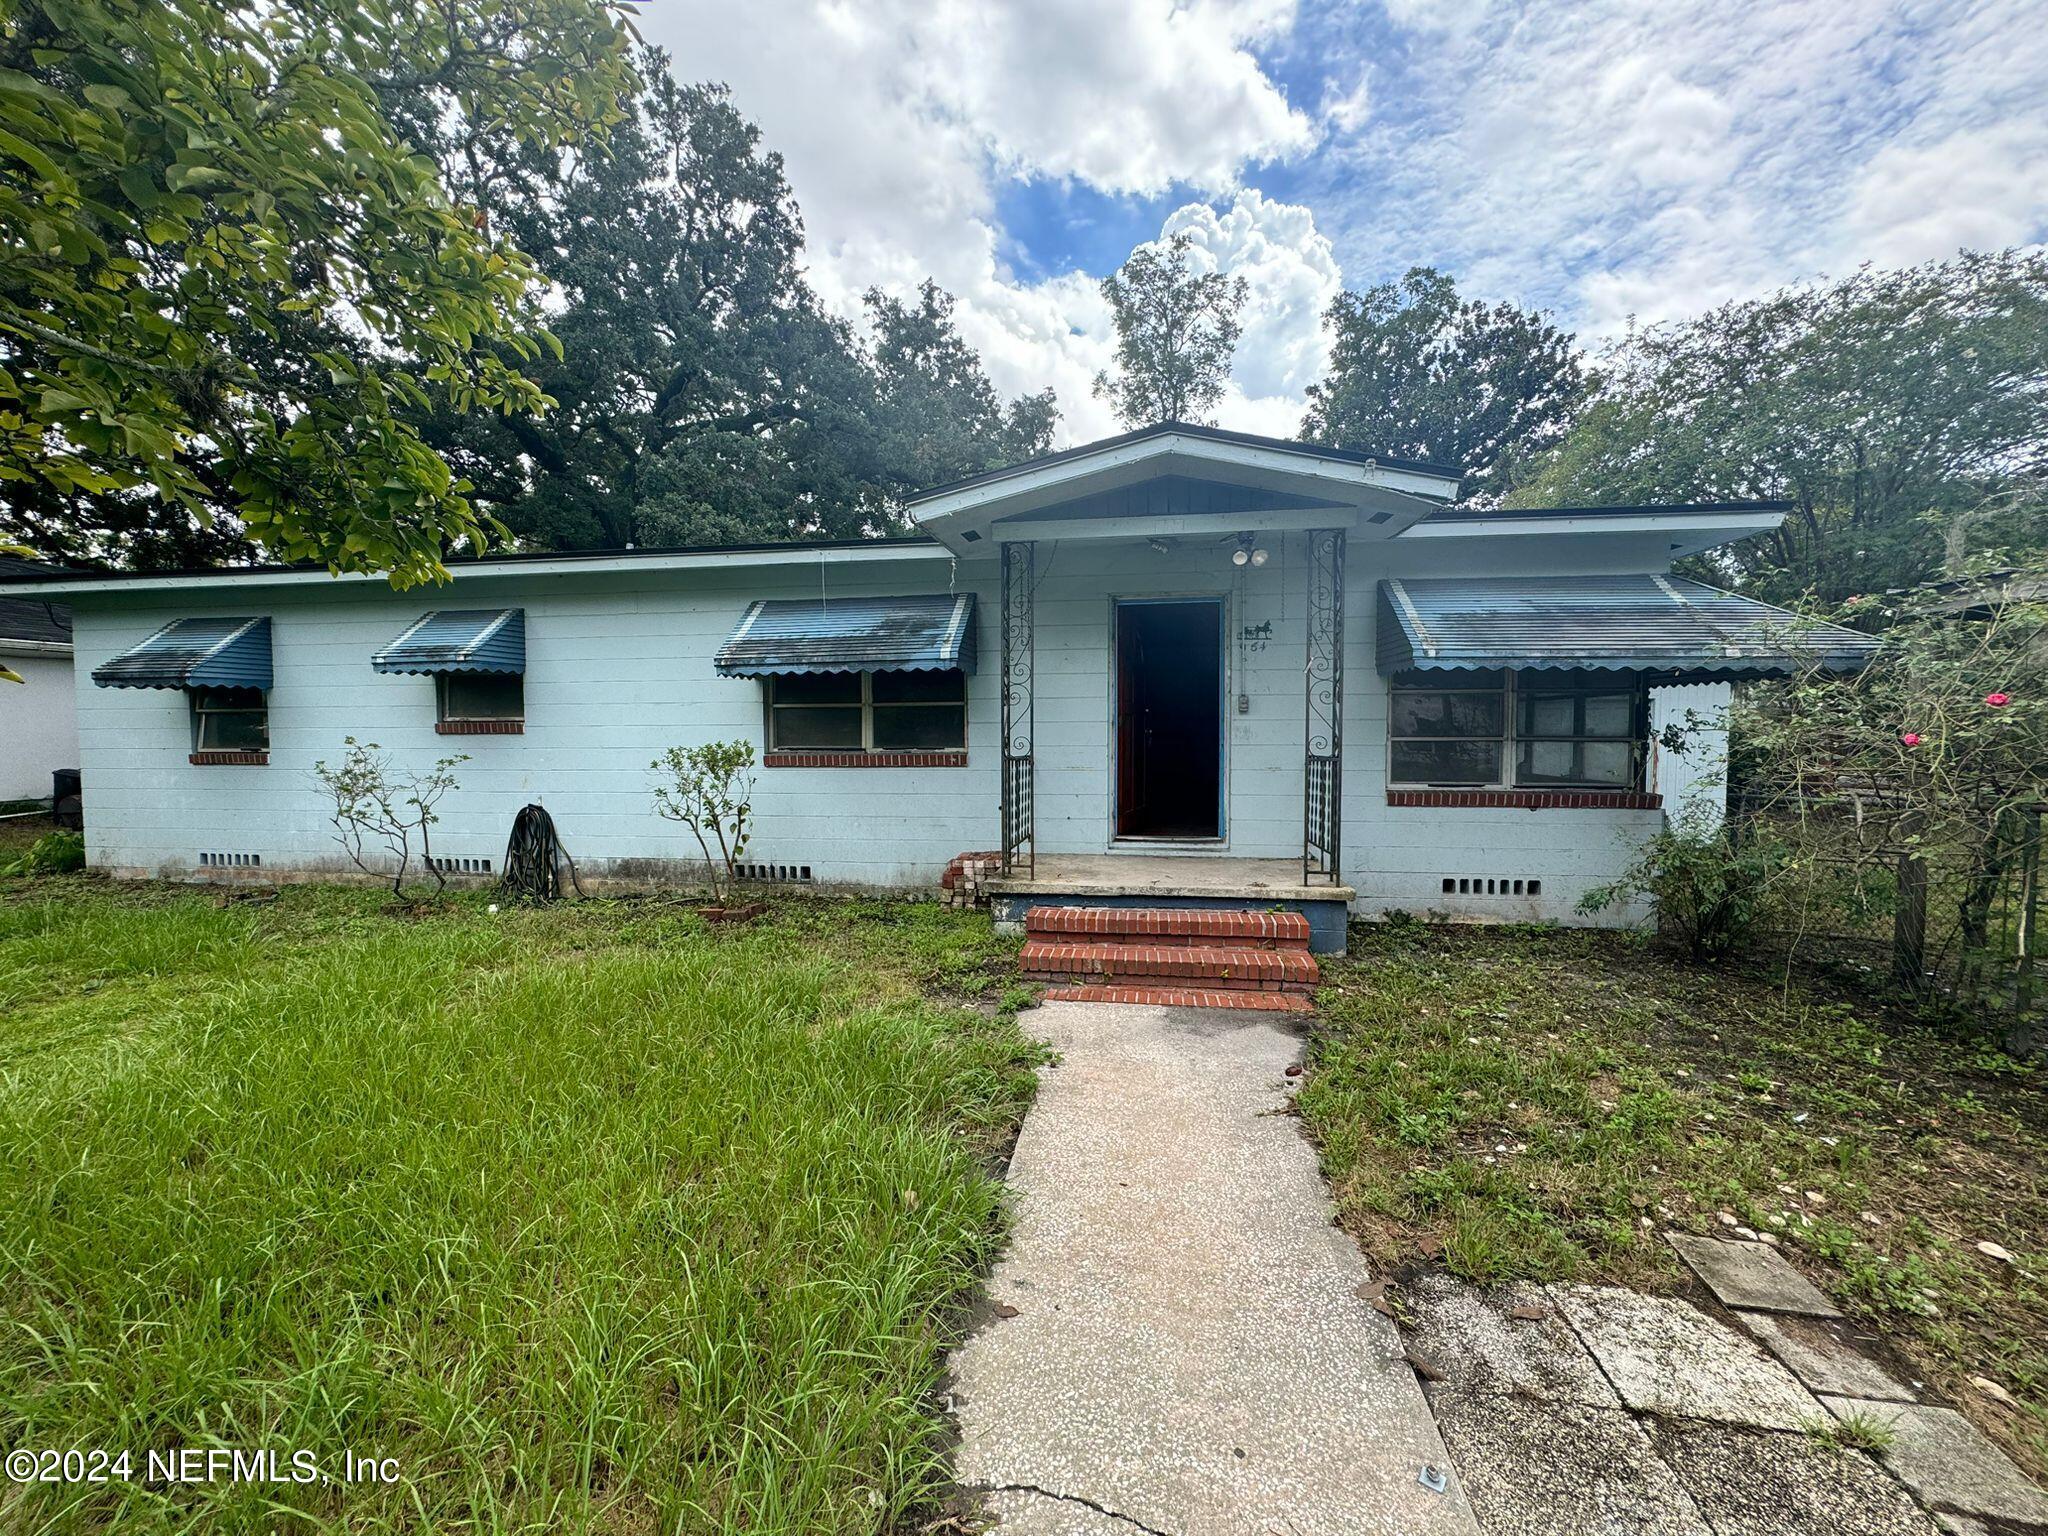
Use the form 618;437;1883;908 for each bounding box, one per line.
650;740;761;920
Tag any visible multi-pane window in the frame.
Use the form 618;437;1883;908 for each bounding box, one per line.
768;670;966;751
189;687;268;752
1389;670;1642;789
437;672;523;724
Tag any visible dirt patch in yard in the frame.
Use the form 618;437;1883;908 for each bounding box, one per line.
1297;922;2047;1481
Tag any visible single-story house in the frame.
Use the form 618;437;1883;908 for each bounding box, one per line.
0;556;77;805
0;425;1876;948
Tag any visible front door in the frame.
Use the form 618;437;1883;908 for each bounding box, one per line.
1114;599;1223;839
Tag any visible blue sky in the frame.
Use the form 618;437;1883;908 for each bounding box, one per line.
640;0;2047;442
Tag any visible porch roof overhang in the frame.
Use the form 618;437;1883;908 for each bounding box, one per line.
372;609;525;675
715;593;978;677
1376;574;1879;679
905;423;1461;555
91;615;272;690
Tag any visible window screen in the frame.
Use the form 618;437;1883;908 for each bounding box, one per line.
189;687;268;752
438;672;523;722
769;670;966;752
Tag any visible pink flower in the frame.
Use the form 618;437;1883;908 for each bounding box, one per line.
1984;692;2012;707
1899;733;1922;747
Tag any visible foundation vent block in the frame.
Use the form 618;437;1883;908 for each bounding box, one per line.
1440;876;1542;897
427;856;493;875
735;863;813;883
198;851;261;869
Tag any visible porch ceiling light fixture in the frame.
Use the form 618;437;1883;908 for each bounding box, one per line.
1231;532;1268;567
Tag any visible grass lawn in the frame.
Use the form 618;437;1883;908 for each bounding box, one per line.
1299;922;2048;1481
0;877;1038;1533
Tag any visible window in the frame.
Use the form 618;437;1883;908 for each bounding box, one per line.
189;687;267;752
437;672;523;724
768;670;966;752
1515;675;1640;788
1390;670;1642;789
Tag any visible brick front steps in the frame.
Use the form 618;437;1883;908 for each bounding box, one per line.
1021;906;1320;1011
1040;984;1312;1013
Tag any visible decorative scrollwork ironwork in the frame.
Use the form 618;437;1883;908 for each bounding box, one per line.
1001;540;1035;874
1303;528;1345;884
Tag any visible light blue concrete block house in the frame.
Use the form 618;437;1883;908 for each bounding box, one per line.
4;425;1874;941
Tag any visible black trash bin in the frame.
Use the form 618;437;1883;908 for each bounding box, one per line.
52;768;81;830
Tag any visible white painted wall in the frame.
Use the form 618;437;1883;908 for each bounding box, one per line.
63;523;1723;925
0;646;77;802
1650;682;1733;831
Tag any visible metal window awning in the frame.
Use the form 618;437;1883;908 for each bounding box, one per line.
92;616;273;690
1376;574;1879;678
715;593;978;677
372;610;525;675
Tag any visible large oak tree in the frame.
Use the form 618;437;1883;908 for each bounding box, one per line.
0;0;638;583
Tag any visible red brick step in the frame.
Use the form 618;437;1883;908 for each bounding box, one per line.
1024;906;1310;949
1041;984;1312;1013
1020;939;1318;992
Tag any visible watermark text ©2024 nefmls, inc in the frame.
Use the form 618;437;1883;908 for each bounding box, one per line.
6;1447;402;1487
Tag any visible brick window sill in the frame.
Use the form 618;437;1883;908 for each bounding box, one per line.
1388;787;1663;810
764;749;968;769
437;719;524;735
189;750;269;766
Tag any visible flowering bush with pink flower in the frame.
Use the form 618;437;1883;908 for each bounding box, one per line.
1733;564;2046;1028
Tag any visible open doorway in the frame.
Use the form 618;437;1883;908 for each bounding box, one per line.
1115;598;1224;840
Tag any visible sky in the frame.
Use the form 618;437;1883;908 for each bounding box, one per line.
635;0;2048;445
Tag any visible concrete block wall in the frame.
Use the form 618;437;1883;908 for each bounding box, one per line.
63;525;1719;925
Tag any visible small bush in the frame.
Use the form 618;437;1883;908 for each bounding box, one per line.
1;828;85;877
1580;818;1791;961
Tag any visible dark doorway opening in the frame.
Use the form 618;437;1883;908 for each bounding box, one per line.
1115;599;1223;839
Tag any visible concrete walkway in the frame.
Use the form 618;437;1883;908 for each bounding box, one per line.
948;999;1478;1535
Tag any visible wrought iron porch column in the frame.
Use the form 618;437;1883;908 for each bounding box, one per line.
1000;540;1035;875
1303;528;1345;884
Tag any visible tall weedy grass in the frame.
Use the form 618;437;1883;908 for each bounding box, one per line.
0;889;1037;1533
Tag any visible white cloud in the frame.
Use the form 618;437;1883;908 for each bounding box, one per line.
627;0;2048;452
1837;124;2048;266
1301;0;2048;336
637;0;1318;444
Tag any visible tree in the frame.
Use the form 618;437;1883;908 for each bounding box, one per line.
1512;253;2048;602
650;740;755;904
1092;233;1247;428
441;63;890;549
312;739;469;896
866;280;1057;493
427;65;1056;550
1301;267;1584;494
0;0;638;585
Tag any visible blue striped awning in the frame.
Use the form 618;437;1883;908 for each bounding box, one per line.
372;610;525;675
92;616;272;690
1377;574;1878;678
716;594;977;676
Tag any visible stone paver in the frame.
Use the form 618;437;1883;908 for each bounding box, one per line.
1550;1284;1824;1430
1733;1310;1918;1402
1433;1395;1709;1535
1666;1232;1842;1317
948;999;1478;1535
1819;1396;2048;1529
1648;1421;1941;1535
1403;1273;1616;1408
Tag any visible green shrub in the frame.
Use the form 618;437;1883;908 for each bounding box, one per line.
1;828;85;877
1580;818;1791;961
